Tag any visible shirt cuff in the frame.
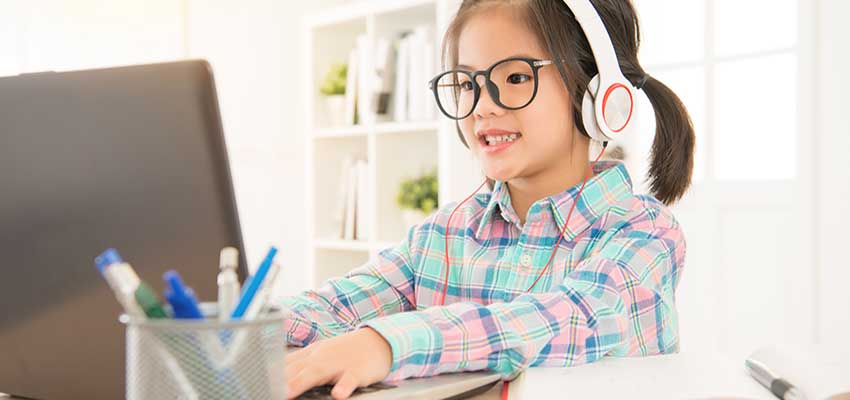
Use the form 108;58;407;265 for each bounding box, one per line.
360;311;444;380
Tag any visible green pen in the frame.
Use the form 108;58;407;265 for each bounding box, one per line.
135;281;169;318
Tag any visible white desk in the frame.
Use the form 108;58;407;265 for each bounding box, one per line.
498;352;774;399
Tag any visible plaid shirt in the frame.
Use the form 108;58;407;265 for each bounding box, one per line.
279;161;686;381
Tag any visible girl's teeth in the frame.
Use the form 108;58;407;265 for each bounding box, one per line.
485;134;519;145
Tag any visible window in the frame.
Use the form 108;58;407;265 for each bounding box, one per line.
632;0;799;185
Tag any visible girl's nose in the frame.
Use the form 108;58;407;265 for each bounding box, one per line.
472;75;505;119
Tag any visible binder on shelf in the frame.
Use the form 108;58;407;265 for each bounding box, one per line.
355;34;374;126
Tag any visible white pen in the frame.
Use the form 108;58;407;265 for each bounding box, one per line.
746;358;807;400
217;247;241;321
214;262;281;368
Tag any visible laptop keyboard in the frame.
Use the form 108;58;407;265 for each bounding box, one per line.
297;382;398;399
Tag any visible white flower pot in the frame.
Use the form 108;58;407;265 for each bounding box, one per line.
323;94;346;127
401;209;428;231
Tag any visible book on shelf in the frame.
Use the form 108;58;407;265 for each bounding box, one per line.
393;34;410;123
334;157;371;242
344;48;359;126
342;159;358;240
355;33;375;126
354;159;370;241
405;25;436;122
372;37;395;121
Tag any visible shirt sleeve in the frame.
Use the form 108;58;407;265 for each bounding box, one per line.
277;226;419;347
362;209;686;381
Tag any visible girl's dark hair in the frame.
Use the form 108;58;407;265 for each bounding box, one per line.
443;0;695;205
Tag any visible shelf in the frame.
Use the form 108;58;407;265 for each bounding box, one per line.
314;125;371;138
314;238;371;252
313;120;439;139
374;120;439;135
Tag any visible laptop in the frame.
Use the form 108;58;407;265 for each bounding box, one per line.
0;60;246;399
297;372;501;399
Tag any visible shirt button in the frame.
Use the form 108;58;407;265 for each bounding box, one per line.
520;254;532;266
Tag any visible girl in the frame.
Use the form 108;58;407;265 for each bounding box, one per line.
283;0;694;398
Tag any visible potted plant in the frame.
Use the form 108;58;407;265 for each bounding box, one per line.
319;62;347;127
397;169;438;230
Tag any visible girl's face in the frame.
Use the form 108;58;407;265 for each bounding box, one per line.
456;7;580;183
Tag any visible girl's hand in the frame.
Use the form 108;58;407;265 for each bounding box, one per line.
285;327;393;399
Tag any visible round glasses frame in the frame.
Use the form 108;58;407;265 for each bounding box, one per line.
428;57;554;121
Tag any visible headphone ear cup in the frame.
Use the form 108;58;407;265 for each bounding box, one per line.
581;74;609;142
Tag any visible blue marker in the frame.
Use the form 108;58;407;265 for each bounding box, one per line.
163;270;204;319
230;246;278;319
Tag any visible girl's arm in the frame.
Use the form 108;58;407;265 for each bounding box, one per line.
278;227;418;347
362;206;685;380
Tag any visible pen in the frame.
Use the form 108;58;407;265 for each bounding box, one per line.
745;358;807;400
163;270;204;319
217;247;240;321
95;249;196;397
96;248;167;318
242;262;280;320
230;246;278;319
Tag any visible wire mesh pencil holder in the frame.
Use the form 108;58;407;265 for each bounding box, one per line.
121;303;286;400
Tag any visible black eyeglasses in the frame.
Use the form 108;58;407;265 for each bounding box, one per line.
429;57;554;120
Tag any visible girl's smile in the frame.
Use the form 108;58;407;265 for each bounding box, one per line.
477;128;523;154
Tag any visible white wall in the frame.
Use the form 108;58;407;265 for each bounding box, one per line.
814;0;850;345
0;0;341;297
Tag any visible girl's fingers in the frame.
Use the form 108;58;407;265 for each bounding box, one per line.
286;364;334;400
331;373;360;400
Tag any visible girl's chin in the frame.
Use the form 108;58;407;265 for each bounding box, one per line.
481;167;517;183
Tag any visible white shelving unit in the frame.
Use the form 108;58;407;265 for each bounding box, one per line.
303;0;481;287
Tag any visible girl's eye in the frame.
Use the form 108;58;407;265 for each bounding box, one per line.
459;80;474;91
507;74;531;84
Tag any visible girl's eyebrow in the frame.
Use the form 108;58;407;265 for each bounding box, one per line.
455;54;539;70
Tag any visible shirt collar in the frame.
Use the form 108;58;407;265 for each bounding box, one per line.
475;161;634;240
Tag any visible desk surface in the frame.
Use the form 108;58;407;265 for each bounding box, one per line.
0;353;772;400
505;352;772;399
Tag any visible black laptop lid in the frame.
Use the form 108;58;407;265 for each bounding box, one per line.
0;60;245;399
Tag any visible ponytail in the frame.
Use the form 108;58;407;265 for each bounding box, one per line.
641;76;695;205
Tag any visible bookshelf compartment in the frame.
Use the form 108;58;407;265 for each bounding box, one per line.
313;248;370;286
312;136;369;241
375;129;438;242
310;18;368;130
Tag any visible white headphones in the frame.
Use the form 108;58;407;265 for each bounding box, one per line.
564;0;638;143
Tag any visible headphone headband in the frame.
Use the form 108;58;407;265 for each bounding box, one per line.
563;0;637;142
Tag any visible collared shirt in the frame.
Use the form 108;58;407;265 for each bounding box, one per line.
278;161;687;381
